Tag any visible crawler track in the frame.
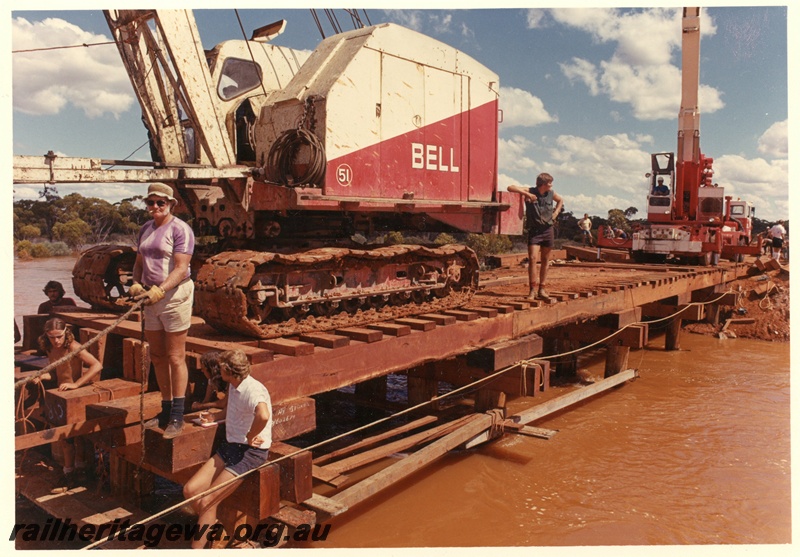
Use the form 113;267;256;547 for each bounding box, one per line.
195;244;479;338
72;243;479;339
71;245;137;311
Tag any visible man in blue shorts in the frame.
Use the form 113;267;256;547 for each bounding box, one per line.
508;173;564;301
183;349;273;548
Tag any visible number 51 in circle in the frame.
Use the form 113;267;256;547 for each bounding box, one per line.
336;164;353;187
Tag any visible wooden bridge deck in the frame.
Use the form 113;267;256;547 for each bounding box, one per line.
14;260;753;547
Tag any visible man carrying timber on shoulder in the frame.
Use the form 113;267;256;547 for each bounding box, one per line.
508;172;564;302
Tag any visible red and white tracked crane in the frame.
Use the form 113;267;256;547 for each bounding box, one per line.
13;9;523;338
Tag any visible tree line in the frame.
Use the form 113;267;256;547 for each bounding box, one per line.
13;189;782;259
14;187;150;257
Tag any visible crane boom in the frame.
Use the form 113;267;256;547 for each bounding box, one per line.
677;7;701;166
105;9;236;167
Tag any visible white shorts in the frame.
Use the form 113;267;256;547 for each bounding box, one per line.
144;279;194;333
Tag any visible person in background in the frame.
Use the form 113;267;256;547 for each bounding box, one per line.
577;213;593;246
129;182;195;440
36;317;103;493
38;281;77;314
758;231;772;256
508;173;564;302
768;220;787;263
183;350;272;549
191;351;227;412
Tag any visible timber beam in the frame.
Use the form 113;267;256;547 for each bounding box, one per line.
415;356;548;397
467;333;543;371
507;368;638;428
330;413;495;510
546;321;649;349
641;302;704;321
596;307;642;329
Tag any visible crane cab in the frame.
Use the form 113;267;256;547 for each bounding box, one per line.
646;152;674;223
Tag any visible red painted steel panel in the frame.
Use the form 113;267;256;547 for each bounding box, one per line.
325;100;498;202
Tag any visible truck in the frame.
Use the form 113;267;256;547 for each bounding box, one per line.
13;9;523;338
597;7;760;265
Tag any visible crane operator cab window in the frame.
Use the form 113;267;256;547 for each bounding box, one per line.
650;177;671;207
218;58;263;101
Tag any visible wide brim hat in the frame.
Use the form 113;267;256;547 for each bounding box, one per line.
147;182;176;202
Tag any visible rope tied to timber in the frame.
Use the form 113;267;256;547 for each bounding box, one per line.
487;409;505;438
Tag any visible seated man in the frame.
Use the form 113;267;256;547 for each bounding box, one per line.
38;281;77;314
653;177;670;196
183;350;273;549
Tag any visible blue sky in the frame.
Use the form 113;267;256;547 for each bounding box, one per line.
7;3;791;222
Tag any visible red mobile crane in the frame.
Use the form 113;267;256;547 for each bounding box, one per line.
598;7;760;265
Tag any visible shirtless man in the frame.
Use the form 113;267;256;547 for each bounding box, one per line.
37;317;102;492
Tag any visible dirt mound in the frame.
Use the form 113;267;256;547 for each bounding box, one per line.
685;264;789;342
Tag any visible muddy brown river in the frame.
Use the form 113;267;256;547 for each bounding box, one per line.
13;256;791;548
319;335;790;547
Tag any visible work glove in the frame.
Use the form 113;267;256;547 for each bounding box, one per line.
128;282;145;298
135;285;165;305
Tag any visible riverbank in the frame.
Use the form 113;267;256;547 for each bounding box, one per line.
685;262;789;342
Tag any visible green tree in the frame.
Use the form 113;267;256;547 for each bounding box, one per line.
17;224;41;240
13;192;149;246
465;233;512;259
60;193;117;244
115;196;149;242
53;218;92;250
384;231;406;245
433;233;457;245
606;209;630;232
35;185;66;241
30;243;53;258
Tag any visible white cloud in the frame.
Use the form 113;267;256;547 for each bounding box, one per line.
499;86;557;128
498;131;652;216
525;9;548;29
548;133;651;215
432;14;453;35
12;17;134;118
499;136;537;172
560;57;600;96
757;120;788;158
714;153;788;202
497;173;531;191
561;193;638;218
550;8;724;121
13;183;149;204
544;133;651;195
382;10;423;32
382;10;460;36
538;130;789;220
